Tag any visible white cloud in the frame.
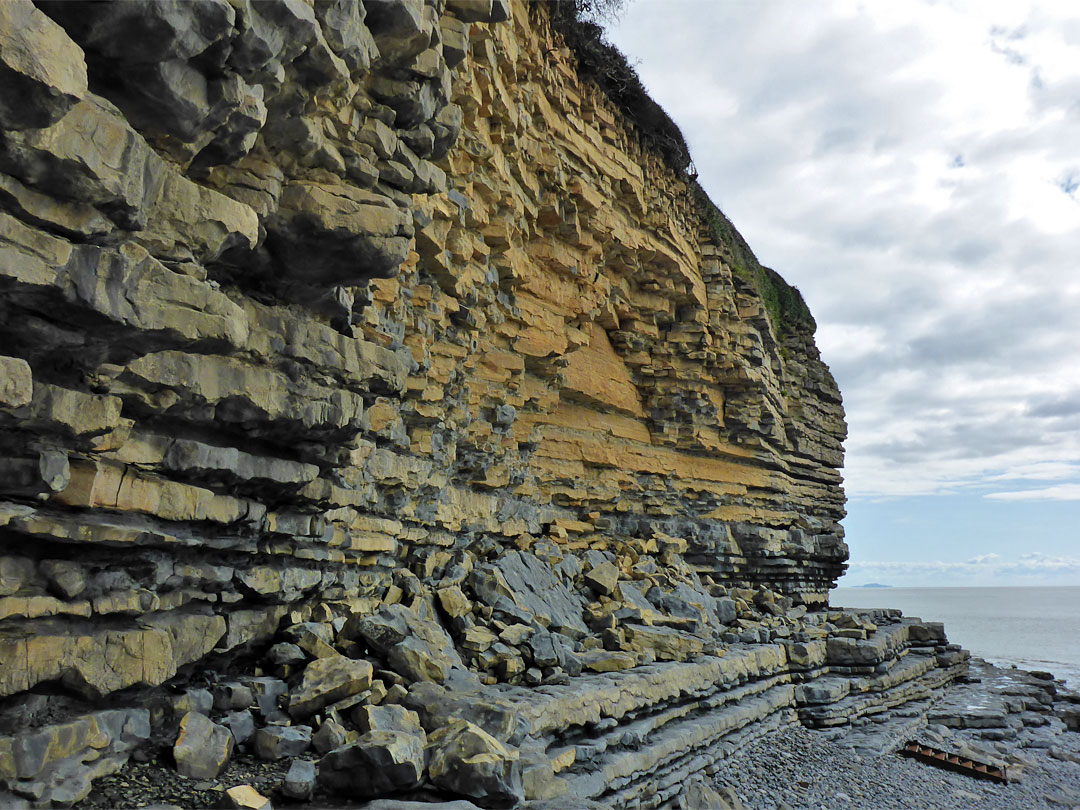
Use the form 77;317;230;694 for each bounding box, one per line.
984;462;1080;482
844;552;1080;586
986;483;1080;501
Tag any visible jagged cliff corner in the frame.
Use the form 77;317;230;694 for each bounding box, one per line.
0;1;981;807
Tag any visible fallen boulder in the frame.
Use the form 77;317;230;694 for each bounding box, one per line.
288;653;373;718
317;729;427;797
173;711;233;779
427;718;523;806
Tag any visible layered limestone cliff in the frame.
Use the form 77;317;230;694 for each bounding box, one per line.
0;2;988;808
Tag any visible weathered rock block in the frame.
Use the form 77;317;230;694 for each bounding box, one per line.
0;0;87;129
0;357;32;410
173;711;233;779
282;757;316;800
427;718;524;806
252;725;311;761
317;729;427;797
0;95;165;229
289;654;374;719
0;709;149;806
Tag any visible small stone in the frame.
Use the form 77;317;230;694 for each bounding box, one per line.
579;649;636;673
213;683;254;711
294;628;338;660
252;725;311;760
223;710;255;747
171;688;214;718
0;356;33;410
462;626;498;652
496;656;525;680
217;784;271;810
583;561;619;595
282;759;316;801
39;559;86;599
387;636;453;683
437;585;472;618
499;623;533;645
266;643;306;667
245;678;289;718
678;780;732;810
368;678;388;705
311;719;347;755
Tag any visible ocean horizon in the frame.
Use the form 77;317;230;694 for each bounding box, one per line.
831;585;1080;688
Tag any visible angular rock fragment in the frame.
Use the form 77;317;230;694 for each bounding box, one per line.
353;704;422;735
311;718;347;754
267;642;307;667
437;584;472;618
364;0;432;65
223;710;255;747
583;561;619;595
388;636;454;684
679;780;733;810
173;711;233;779
0;709;149;806
252;725;311;760
282;758;316;800
37;0;237;143
0;356;32;410
265;182;413;285
0;94;166;229
245;677;288;718
317;729;427;797
219;784;272;810
624;625;705;661
288;654;373;719
579;649;636;673
213;682;255;711
427;718;523;806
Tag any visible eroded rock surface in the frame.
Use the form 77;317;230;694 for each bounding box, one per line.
0;1;1033;809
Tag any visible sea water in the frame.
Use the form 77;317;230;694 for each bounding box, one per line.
830;586;1080;688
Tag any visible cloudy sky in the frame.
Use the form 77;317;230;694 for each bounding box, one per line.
608;0;1080;586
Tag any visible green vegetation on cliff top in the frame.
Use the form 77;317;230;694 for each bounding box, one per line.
546;0;816;336
692;185;816;336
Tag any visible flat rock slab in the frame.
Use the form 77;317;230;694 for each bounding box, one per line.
489;550;589;638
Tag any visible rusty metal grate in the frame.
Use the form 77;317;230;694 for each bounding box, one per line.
898;740;1009;784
